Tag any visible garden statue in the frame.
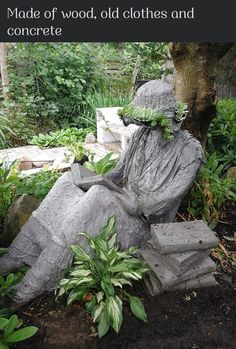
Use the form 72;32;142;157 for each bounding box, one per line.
0;80;205;305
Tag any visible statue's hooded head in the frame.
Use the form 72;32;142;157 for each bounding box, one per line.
123;80;188;132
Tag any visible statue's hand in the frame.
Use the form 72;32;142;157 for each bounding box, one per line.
115;188;141;216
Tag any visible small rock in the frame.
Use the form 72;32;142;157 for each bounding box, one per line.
19;156;33;171
84;133;96;144
33;154;53;168
226;166;236;179
0;194;40;247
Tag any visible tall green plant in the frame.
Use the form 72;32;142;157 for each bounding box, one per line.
207;98;236;170
58;216;149;337
187;153;236;228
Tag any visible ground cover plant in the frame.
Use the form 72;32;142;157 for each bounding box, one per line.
0;314;38;348
30;127;92;148
58;216;149;337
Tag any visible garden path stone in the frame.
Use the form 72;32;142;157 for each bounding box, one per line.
150;220;219;254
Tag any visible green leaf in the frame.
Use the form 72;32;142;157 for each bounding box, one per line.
4;315;18;336
70;245;92;262
70;269;91;277
122;272;141;280
108;233;118;248
5;274;14;288
108;263;129;273
96;291;104;303
98;311;110;338
85;296;97;313
5;326;38;343
102;216;116;240
101;277;114;296
67;288;89;305
0;318;9;330
0;343;9;349
129;296;147;322
93;302;104;323
106;296;123;333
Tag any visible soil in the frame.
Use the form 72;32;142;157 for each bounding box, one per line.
16;281;235;349
15;204;236;349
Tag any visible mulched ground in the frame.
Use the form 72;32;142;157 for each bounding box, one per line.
16;205;236;349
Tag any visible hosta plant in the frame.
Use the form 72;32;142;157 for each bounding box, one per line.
58;216;149;337
83;153;118;175
0;315;38;348
118;105;173;141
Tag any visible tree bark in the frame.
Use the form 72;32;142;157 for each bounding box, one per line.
0;43;9;98
169;43;233;146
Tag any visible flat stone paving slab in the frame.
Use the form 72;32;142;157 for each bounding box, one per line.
141;248;216;291
150;220;219;254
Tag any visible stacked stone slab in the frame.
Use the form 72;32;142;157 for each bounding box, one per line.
141;220;219;296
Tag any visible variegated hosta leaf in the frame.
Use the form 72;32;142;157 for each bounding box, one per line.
106;296;123;333
108;233;117;248
96;291;104;303
114;278;132;287
111;278;122;288
67;288;89;305
108;263;129;273
102;216;116;240
93;302;104;323
70;245;92;262
122;272;141;281
98;311;109;338
70;269;91;277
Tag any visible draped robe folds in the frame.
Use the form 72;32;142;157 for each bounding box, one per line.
0;126;205;304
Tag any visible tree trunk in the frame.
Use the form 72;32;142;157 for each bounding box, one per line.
0;43;9;98
169;43;233;146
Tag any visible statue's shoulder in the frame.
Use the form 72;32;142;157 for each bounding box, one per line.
179;129;205;163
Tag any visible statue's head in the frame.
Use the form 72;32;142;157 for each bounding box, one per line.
122;80;188;132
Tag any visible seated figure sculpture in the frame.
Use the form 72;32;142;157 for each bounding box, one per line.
0;81;205;305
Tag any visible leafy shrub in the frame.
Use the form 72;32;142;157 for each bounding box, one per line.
118;105;173;141
0;102;40;148
84;153;118;175
30;128;92;148
0;161;19;224
187;153;236;228
19;169;62;200
207;98;236;170
58;216;149;337
7;43;104;127
0;315;38;348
